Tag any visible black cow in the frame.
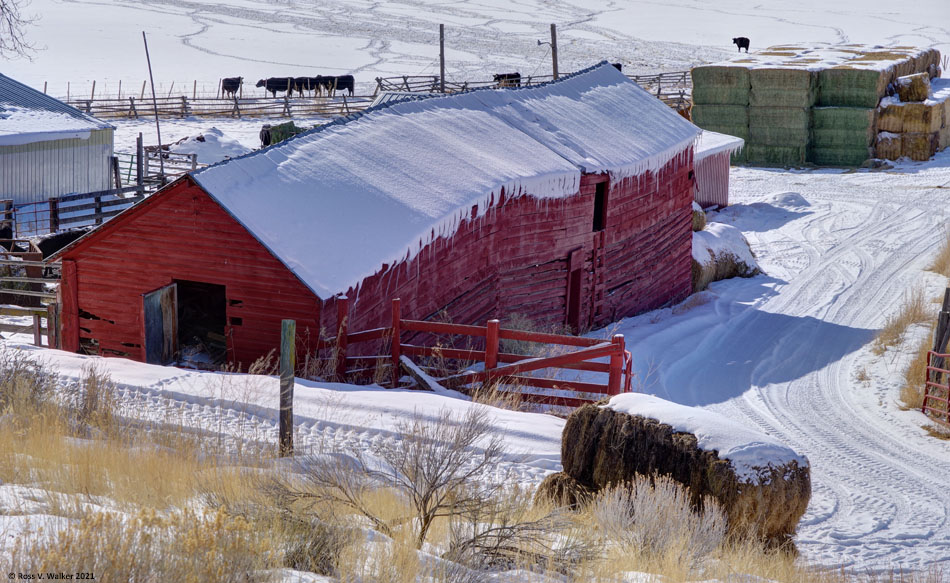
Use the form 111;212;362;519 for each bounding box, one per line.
612;63;623;71
222;76;243;98
30;228;91;259
493;72;521;88
733;37;750;53
0;223;12;252
331;75;355;96
256;77;294;97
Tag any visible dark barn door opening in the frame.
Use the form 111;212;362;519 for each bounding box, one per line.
565;248;584;333
175;280;227;368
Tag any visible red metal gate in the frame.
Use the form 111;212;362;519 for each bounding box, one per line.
924;351;950;427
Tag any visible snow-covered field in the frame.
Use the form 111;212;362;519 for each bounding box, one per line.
4;0;950;576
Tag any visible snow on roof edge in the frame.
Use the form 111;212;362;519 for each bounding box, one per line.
694;130;745;162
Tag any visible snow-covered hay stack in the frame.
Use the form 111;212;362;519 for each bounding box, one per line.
691;44;942;167
691;222;760;292
876;77;950;161
897;73;931;103
543;395;810;546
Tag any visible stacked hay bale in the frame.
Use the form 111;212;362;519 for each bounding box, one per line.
691;45;943;167
537;394;811;547
876;75;950;162
690;66;750;163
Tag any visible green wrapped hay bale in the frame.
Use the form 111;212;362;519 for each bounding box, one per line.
812;128;875;148
749;68;819;108
818;68;891;107
691;104;749;130
748;106;811;130
809;146;872;166
745;144;807;167
691;66;751;105
749;125;810;146
812;106;876;130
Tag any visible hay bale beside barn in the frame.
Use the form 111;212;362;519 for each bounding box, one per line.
548;395;810;546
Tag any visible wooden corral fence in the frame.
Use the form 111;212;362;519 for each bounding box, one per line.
924;288;950;427
375;74;556;93
11;186;145;238
64;94;375;121
0;240;60;348
375;71;692;111
309;298;633;407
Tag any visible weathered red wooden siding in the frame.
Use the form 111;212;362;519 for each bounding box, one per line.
694;149;731;208
58;178;323;367
327;152;694;335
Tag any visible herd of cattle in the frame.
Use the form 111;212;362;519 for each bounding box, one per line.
221;75;356;98
220;64;623;99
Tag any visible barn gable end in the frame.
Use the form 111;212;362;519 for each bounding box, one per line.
58;178;322;366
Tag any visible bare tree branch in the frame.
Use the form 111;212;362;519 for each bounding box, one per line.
1;0;36;59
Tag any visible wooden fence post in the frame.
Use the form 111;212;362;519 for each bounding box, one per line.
391;298;401;387
279;319;296;457
47;302;60;349
32;315;42;347
485;319;499;369
48;197;59;233
136;133;144;187
607;334;625;395
335;296;349;380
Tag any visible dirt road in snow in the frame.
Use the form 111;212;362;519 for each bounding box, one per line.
615;155;950;570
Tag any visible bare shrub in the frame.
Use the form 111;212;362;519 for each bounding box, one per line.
927;229;950;278
589;474;727;563
76;361;117;432
901;331;933;410
271;407;507;549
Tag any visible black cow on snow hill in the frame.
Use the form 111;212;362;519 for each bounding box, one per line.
493;72;521;88
256;77;294;97
733;37;750;53
222;76;243;98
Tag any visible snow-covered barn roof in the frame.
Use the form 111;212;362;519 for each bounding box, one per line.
0;73;113;146
192;62;701;300
695;130;744;162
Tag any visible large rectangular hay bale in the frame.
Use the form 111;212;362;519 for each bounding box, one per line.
902;103;943;133
902;132;939;161
812;106;876;130
809;146;872;166
691;104;749;129
877;103;904;132
748;106;811;130
939;126;950;151
691;66;751;105
812;128;875;148
749;68;819;108
744;144;807;167
819;68;890;107
875;132;902;160
749;125;810;146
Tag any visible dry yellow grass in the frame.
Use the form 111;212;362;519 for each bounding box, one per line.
872;286;931;355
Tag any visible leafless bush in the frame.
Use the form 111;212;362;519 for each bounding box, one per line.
589;474;727;563
270;407;508;549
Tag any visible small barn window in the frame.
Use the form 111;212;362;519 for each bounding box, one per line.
592;182;607;232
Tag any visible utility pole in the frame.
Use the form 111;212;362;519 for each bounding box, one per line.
439;24;446;93
142;32;166;183
550;23;559;80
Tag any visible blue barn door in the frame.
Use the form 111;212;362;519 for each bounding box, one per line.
144;283;178;365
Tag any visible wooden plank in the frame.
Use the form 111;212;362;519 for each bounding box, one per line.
0;260;49;267
442;342;616;386
0;289;57;299
401;319;488;337
0;277;61;285
497;328;601;347
0;306;48;317
0;322;47;335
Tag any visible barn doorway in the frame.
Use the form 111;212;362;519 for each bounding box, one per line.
565;248;585;333
175;280;227;368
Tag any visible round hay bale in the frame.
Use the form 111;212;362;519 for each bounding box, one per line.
691;223;761;292
692;203;706;232
534;471;593;508
558;397;811;546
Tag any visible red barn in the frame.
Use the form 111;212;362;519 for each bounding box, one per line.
694;130;744;208
54;63;702;367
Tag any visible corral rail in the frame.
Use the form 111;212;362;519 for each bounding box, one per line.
307;298;633;408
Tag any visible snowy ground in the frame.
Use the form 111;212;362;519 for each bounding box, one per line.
4;151;950;572
4;0;948;100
